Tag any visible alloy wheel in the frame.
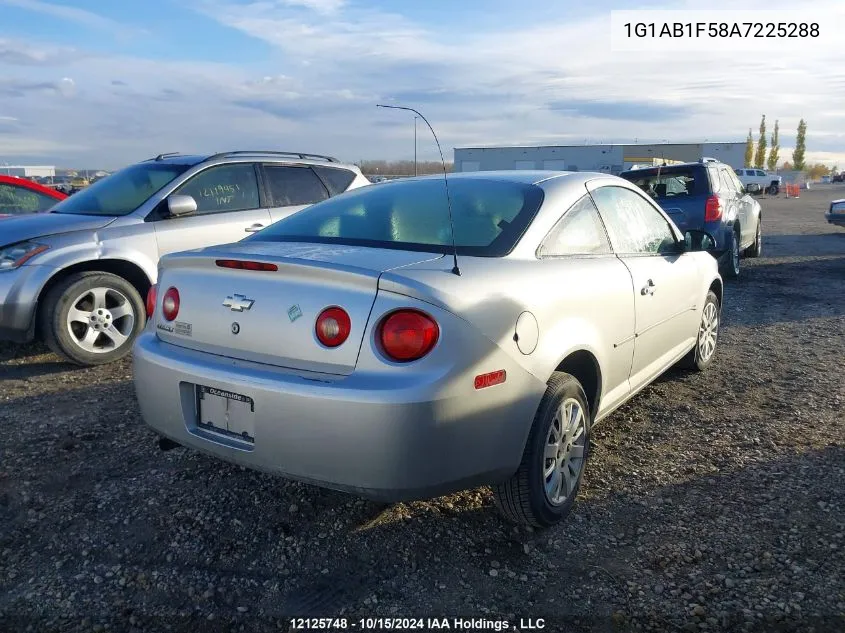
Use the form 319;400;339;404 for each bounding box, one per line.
543;398;587;505
698;301;719;362
66;286;136;354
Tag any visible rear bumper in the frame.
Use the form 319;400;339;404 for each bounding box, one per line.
826;212;845;227
132;331;546;502
0;266;52;343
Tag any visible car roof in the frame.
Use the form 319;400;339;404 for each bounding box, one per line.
0;174;67;199
141;151;360;170
379;170;608;187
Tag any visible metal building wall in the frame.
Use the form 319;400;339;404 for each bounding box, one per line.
454;145;625;173
454;143;746;173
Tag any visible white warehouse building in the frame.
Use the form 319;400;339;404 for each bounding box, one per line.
453;142;746;174
3;165;56;178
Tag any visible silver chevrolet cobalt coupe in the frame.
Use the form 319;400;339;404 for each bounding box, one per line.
133;171;722;527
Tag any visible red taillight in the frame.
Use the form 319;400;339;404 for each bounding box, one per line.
315;307;351;347
162;287;180;322
145;285;158;318
378;309;439;362
216;259;278;272
705;196;723;222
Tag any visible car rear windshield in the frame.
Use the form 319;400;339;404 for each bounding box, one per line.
620;167;707;200
249;177;545;257
50;162;191;216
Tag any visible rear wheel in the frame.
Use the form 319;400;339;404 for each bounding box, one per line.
720;228;741;279
492;372;590;527
746;217;762;258
679;290;720;371
40;271;146;366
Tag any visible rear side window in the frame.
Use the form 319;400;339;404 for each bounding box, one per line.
727;169;746;192
591;186;678;255
734;169;743;176
707;167;722;193
0;184;58;214
263;166;329;206
313;166;357;196
538;194;611;257
719;168;738;193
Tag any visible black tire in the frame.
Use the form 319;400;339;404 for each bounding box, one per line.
679;290;721;372
720;228;740;279
746;217;762;258
40;271;146;366
768;184;779;195
492;372;591;528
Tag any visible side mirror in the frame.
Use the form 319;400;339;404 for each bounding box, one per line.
166;194;197;217
684;229;716;252
745;183;761;194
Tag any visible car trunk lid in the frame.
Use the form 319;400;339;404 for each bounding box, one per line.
153;242;443;375
657;196;708;233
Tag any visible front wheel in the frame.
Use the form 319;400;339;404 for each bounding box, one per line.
492;372;590;528
679;290;721;371
40;271;146;366
767;184;779;195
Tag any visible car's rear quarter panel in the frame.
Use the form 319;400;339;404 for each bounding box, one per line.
380;254;637;420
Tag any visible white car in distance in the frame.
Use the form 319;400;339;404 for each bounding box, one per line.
734;168;782;195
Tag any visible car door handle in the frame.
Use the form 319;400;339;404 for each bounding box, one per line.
641;279;656;296
244;223;265;233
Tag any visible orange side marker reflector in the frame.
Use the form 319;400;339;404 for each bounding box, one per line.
474;370;507;390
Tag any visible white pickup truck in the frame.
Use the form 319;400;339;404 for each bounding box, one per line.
734;168;782;195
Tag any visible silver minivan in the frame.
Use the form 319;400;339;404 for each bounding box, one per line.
0;151;370;365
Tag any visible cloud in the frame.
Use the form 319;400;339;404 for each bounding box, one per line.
548;100;691;122
0;38;86;66
0;77;74;98
1;0;844;167
280;0;346;13
0;0;144;36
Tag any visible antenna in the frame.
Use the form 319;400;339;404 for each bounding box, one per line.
377;104;460;276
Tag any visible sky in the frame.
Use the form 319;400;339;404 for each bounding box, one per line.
0;0;843;169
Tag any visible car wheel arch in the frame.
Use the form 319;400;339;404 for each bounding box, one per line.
551;349;602;424
708;278;723;309
729;221;741;246
35;259;153;333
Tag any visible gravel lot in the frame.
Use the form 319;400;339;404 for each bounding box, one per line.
1;186;843;633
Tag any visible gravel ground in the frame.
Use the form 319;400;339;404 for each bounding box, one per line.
1;186;844;633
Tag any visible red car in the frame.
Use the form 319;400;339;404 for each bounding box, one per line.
0;175;67;218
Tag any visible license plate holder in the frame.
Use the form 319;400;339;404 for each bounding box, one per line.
196;385;255;443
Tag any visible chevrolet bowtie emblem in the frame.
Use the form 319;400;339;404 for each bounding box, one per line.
223;294;254;312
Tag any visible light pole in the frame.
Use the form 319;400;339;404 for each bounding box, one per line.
414;116;418;176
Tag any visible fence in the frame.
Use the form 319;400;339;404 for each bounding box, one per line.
783;184;801;198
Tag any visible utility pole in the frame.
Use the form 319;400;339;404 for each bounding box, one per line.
414;116;418;176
